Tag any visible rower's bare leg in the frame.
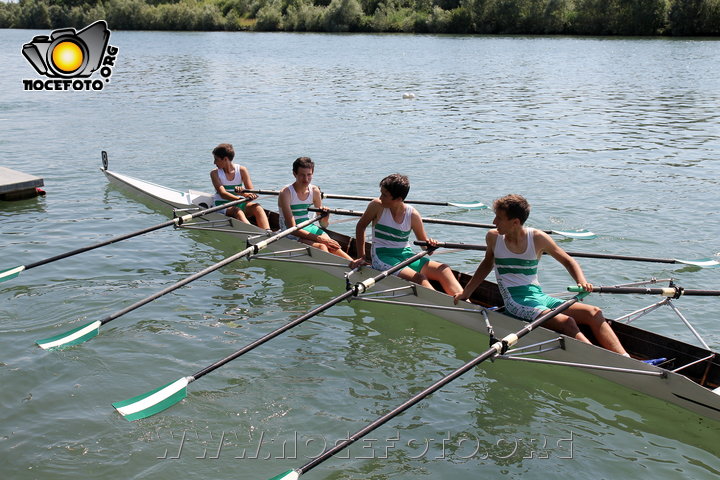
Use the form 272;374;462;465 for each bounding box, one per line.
327;245;353;260
299;238;330;253
226;206;250;224
245;203;270;230
542;313;593;345
566;303;628;355
310;233;352;260
397;267;435;290
421;261;463;296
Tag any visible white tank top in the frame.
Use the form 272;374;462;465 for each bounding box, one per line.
279;183;317;230
372;206;413;252
212;164;243;206
493;228;540;288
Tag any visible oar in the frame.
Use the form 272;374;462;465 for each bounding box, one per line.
568;285;720;297
311;207;596;239
243;189;487;210
0;197;254;284
34;215;326;350
112;249;432;422
414;241;719;268
267;292;587;480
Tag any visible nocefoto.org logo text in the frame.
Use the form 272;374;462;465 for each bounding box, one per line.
21;20;119;91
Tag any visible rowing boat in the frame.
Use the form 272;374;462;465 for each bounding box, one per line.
101;156;720;423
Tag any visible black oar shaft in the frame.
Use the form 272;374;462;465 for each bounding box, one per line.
192;289;355;380
414;241;689;266
309;207;495;229
580;286;720;296
97;215;325;327
191;250;431;381
244;190;466;208
24;221;172;270
297;296;580;475
22;197;251;272
321;193;456;207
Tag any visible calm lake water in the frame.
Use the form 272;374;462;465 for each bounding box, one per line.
1;30;719;479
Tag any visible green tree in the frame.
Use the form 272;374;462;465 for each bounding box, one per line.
323;0;364;30
255;0;284;29
18;0;52;28
669;0;720;34
0;2;19;28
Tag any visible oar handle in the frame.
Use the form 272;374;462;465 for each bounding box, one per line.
568;285;720;297
293;294;581;476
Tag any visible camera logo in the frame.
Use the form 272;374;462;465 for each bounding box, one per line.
22;20;119;91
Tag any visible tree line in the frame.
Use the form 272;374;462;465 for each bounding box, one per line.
2;0;719;35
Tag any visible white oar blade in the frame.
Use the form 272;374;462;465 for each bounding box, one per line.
448;201;487;210
112;377;190;422
551;229;597;240
268;470;300;480
36;320;102;350
0;265;25;283
675;258;720;268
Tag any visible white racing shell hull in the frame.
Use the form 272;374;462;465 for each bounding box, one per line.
103;166;720;422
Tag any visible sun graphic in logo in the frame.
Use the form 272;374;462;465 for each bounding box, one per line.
51;40;84;73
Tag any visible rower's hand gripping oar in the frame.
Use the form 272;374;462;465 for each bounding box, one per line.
416;241;720;269
111;249;433;422
568;285;720;296
34;215;327;350
243;189;487;210
313;207;595;240
0;197;256;284
267;292;588;480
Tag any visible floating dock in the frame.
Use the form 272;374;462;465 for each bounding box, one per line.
0;167;45;200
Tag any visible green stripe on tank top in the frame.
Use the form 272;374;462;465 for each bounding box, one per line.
375;223;410;238
375;231;409;243
496;266;538;276
495;257;538;267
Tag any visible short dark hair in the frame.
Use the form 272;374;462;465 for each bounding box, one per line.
380;173;410;200
293;156;314;174
212;143;234;161
493;194;530;224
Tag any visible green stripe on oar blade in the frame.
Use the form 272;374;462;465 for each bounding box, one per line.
268;470;300;480
0;265;25;283
550;229;596;239
36;320;101;350
112;377;190;422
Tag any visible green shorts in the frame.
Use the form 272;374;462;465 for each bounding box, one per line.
500;283;566;321
287;223;325;241
373;247;430;274
214;200;247;213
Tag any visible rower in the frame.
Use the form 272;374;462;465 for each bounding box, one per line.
210;143;270;230
278;157;352;260
454;194;629;356
349;173;463;296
